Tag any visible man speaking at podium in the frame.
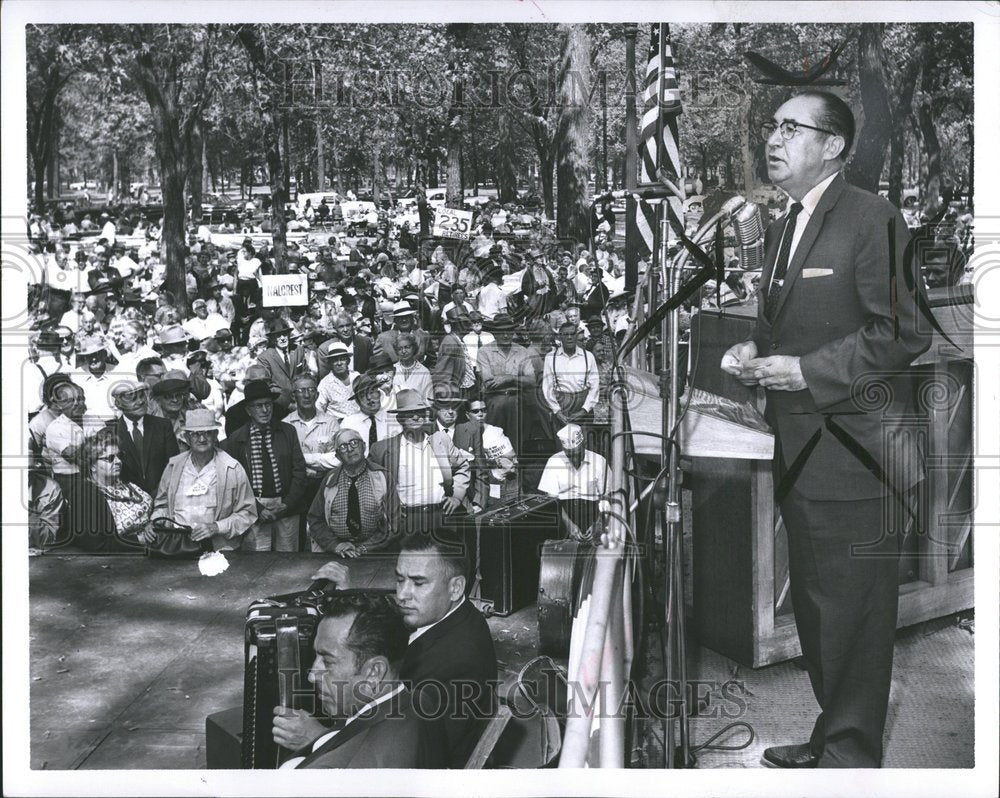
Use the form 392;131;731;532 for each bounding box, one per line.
721;91;930;768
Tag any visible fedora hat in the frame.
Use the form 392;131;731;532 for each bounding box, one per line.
242;379;278;403
432;382;465;407
182;408;218;433
34;330;63;349
392;300;416;317
155;325;189;348
366;351;394;375
351;373;380;399
390;388;432;414
490;312;515;331
151;369;191;396
264;318;293;337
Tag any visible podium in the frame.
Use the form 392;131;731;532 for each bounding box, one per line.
683;300;974;667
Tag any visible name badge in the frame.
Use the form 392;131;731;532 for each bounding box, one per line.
187;480;209;497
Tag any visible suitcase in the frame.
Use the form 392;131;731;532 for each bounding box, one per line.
464;494;559;616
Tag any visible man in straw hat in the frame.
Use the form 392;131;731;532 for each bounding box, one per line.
221;380;308;551
537;422;609;544
375;300;429;363
368;388;472;537
317;341;360;420
153;409;257;552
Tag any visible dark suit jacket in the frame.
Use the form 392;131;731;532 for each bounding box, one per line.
445;421;487;508
220;419;308;515
402;600;498;768
345;333;373;374
257;345;307;409
751;174;931;500
431;333;468;395
116;414;179;498
297;688;445;769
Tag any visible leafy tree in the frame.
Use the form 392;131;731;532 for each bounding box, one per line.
129;24;218;313
555;24;592;244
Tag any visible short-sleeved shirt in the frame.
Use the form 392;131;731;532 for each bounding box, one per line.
537;449;609;502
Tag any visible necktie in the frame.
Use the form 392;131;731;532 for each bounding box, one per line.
368;416;378;447
764;202;803;323
132;420;145;476
347;475;362;535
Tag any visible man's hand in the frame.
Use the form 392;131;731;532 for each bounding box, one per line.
442;496;461;515
565;518;586;542
720;340;759;386
272;706;327;751
747;355;807;391
190;522;219;542
311;561;351;588
334;542;360;559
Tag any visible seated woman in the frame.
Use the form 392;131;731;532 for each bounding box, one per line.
307;429;392;557
64;426;152;553
465;396;518;510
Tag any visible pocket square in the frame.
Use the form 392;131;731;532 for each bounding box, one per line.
801;268;833;278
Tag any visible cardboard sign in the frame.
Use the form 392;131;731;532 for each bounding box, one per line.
261;273;309;307
432;207;474;240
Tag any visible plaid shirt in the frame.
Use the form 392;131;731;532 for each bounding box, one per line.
249;423;284;497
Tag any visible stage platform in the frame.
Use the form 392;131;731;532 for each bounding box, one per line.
27;552;973;770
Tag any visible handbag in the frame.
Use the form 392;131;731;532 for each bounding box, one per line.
146;516;214;559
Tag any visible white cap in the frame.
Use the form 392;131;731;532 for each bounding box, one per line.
556;423;585;449
392;300;416;317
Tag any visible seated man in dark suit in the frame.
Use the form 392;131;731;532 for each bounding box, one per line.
276;533;498;768
278;591;444;769
111;380;179;498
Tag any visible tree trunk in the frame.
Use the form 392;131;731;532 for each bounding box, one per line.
316;119;325;191
887;40;923;208
373;142;383;204
917;98;942;219
497;112;518;203
160;161;189;312
188;119;204;217
539;151;555;220
555;24;592;245
47;109;60;200
845;24;892;193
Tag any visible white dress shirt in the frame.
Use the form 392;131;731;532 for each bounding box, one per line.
341;409;400;444
767;170;840;295
408;597;466;644
541;346;600;414
397;435;445;506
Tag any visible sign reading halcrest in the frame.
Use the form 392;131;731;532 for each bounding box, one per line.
261;274;309;307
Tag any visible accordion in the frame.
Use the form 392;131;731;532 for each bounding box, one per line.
241;579;334;769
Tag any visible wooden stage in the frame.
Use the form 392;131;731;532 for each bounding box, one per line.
28;552;538;770
28;551;974;770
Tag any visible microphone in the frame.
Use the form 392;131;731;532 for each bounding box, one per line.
723;196;766;272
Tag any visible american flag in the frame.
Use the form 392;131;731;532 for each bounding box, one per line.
629;23;685;266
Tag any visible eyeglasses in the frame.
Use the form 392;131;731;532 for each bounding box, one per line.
761;120;836;141
294;387;318;395
468;407;487;414
96;453;121;463
336;439;364;453
187;430;215;440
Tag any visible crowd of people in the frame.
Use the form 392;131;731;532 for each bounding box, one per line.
24;193;633;558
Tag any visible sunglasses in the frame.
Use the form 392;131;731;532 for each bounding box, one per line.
468;407;487;414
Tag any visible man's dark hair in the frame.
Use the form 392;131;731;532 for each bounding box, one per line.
800;90;855;161
136;356;165;381
319;591;409;671
399;531;470;585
